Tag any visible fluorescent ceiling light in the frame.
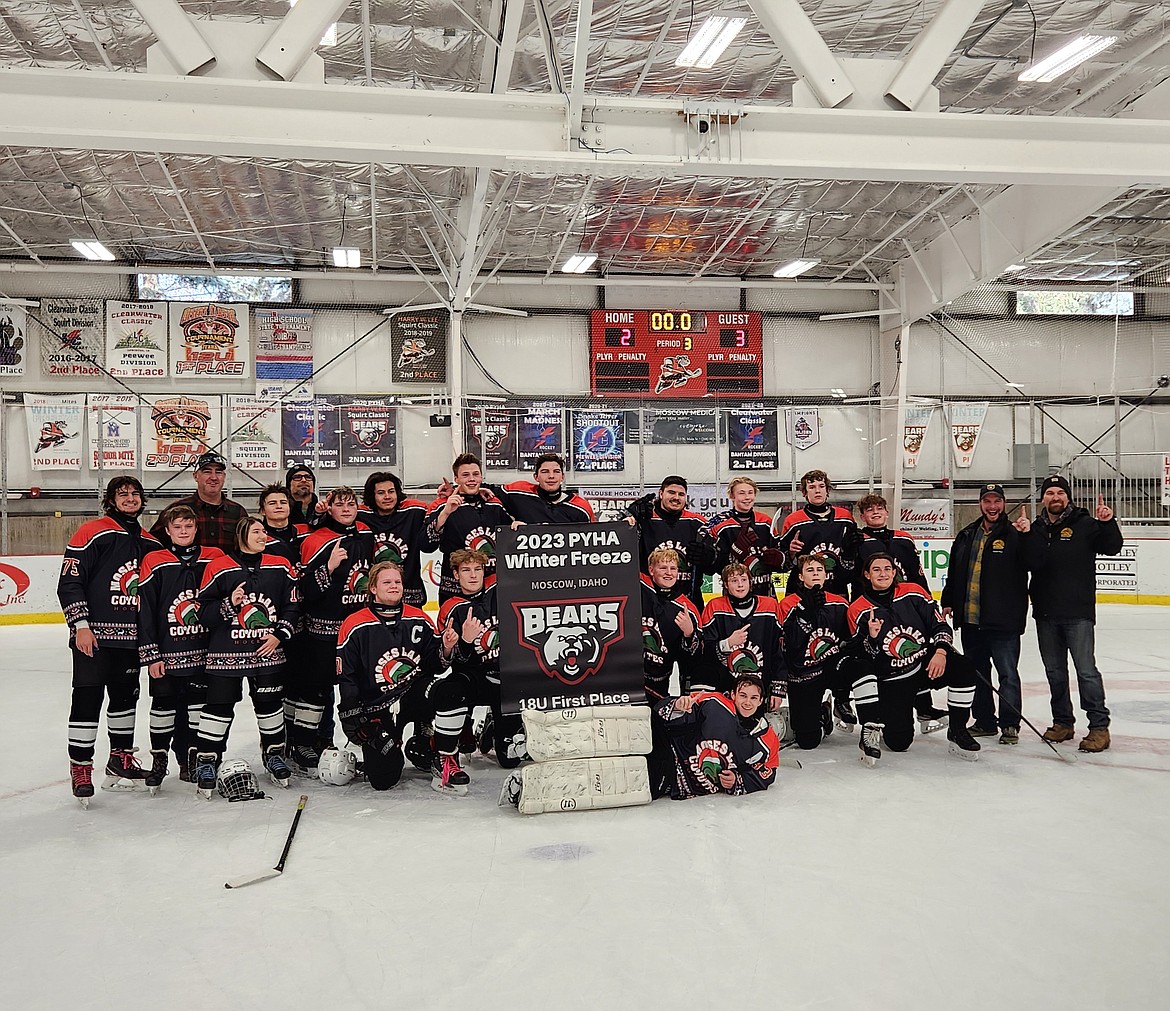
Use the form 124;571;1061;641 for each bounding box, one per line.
1018;34;1117;83
71;239;115;261
773;258;820;278
288;0;338;47
332;246;361;268
676;16;748;70
561;253;598;274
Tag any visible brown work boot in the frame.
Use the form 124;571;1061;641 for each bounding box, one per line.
1079;728;1111;753
1042;724;1075;743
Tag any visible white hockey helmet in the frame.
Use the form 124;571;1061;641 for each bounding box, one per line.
217;759;263;802
318;747;358;786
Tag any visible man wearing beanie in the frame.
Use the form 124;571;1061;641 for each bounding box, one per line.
1023;475;1123;753
286;463;326;529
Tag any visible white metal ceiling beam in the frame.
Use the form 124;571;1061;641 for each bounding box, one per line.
10;68;1170;185
568;0;593;143
748;0;854;109
885;0;985;112
492;0;526;92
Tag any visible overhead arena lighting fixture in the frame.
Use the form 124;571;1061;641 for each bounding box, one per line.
71;240;116;262
331;246;361;268
561;253;598;274
675;16;748;69
1018;34;1118;83
773;258;820;278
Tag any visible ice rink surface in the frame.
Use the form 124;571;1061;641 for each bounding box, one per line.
2;605;1169;1011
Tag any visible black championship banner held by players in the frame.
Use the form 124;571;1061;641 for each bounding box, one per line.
496;522;643;714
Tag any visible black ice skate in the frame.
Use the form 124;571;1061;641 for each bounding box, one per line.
289;744;321;779
265;745;293;788
431;752;469;796
947;722;981;762
820;698;834;739
859;722;884;767
917;705;949;735
405;732;434;772
834;699;858;732
477;711;495;756
70;760;94;808
103;748;150;790
458;717;478;755
194;753;219;799
144;749;169;796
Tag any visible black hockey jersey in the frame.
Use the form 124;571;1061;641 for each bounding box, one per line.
698;593;783;699
706;509;780;597
423;490;513;601
773;504;858;596
855;527;930;595
58;514;160;647
847;583;952;683
494;481;594;525
357;501;430;608
437;582;500;686
299;518;375;641
336;604;442;735
775;586;851;686
631;504;708;609
262;522;308;570
137;544;224;672
640;574;702;701
656;692;779;799
197;551;300;675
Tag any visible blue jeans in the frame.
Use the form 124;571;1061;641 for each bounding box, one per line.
960;627;1022;730
1035;618;1110;730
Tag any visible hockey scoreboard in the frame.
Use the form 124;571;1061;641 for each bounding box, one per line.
589;310;763;398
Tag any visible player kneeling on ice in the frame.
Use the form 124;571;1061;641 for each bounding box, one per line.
654;673;780;799
846;553;979;766
336;562;449;792
192;517;300;797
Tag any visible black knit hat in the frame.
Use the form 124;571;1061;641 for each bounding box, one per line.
286;463;316;485
1040;474;1072;497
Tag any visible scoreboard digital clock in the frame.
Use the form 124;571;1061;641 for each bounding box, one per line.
589;310;763;398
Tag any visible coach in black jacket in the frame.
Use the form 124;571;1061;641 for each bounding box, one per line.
1022;475;1124;753
941;483;1031;744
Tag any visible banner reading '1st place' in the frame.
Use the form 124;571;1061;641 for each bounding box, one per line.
496;522;643;714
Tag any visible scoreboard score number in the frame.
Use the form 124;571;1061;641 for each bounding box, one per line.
589;310;763;398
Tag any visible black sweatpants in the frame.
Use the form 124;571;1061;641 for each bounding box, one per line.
68;646;140;763
147;672;208;764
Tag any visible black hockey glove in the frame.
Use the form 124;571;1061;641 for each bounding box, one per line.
759;547;786;571
730;522;758;561
348;714;396;755
803;586;827;613
684;535;717;573
627;492;656;526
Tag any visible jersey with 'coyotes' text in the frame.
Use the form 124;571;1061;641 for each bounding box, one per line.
137;545;223;672
775;588;851;686
437;582;500;686
847;583;952;683
299;519;375;641
698;593;783;699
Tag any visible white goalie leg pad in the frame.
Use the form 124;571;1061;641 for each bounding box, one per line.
516;756;652;815
521;705;653;762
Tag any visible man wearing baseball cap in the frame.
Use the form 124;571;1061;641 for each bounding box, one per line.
940;483;1031;744
151;451;247;553
1023;475;1123;753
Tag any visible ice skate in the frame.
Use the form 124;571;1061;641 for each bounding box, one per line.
917;705;949;735
947;722;981;761
477;711;496;756
177;747;197;783
431;752;469;796
820;698;834;739
859;722;883;767
834;699;857;733
144;749;168;796
264;745;293;788
194;753;219;799
405;732;434;772
103;748;149;790
457;717;478;755
70;760;94;809
289;743;322;779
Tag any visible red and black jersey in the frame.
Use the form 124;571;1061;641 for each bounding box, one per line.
855;527;930;595
698;593;783;699
847;583;953;682
773;504;858;596
493;481;594;525
336;604;442;735
437;581;500;686
57;514;160;647
357;502;430;608
640;574;701;701
262;522;309;570
137;545;224;671
299;518;376;641
775;587;851;685
631;505;708;610
706;509;780;597
423;490;513;602
197;551;300;675
656;692;779;798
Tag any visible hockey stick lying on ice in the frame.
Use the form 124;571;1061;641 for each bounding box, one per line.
225;794;309;889
968;669;1077;764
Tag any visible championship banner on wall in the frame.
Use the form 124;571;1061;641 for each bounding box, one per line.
948;401;989;468
571;408;625;472
228;396;281;471
38;298;104;378
282;396;341;470
107;301;168;377
465;407;518;469
496;522;644;714
339;396;397;467
25;394;84;470
785;407;821;451
903;405;934;469
0;303;27;376
255;307;313;380
390;310;447;383
728;405;778;470
518;402;563;470
143;394;221;471
87;395;139;471
169;302;250;378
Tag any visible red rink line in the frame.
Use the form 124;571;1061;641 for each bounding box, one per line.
0;779;68;802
